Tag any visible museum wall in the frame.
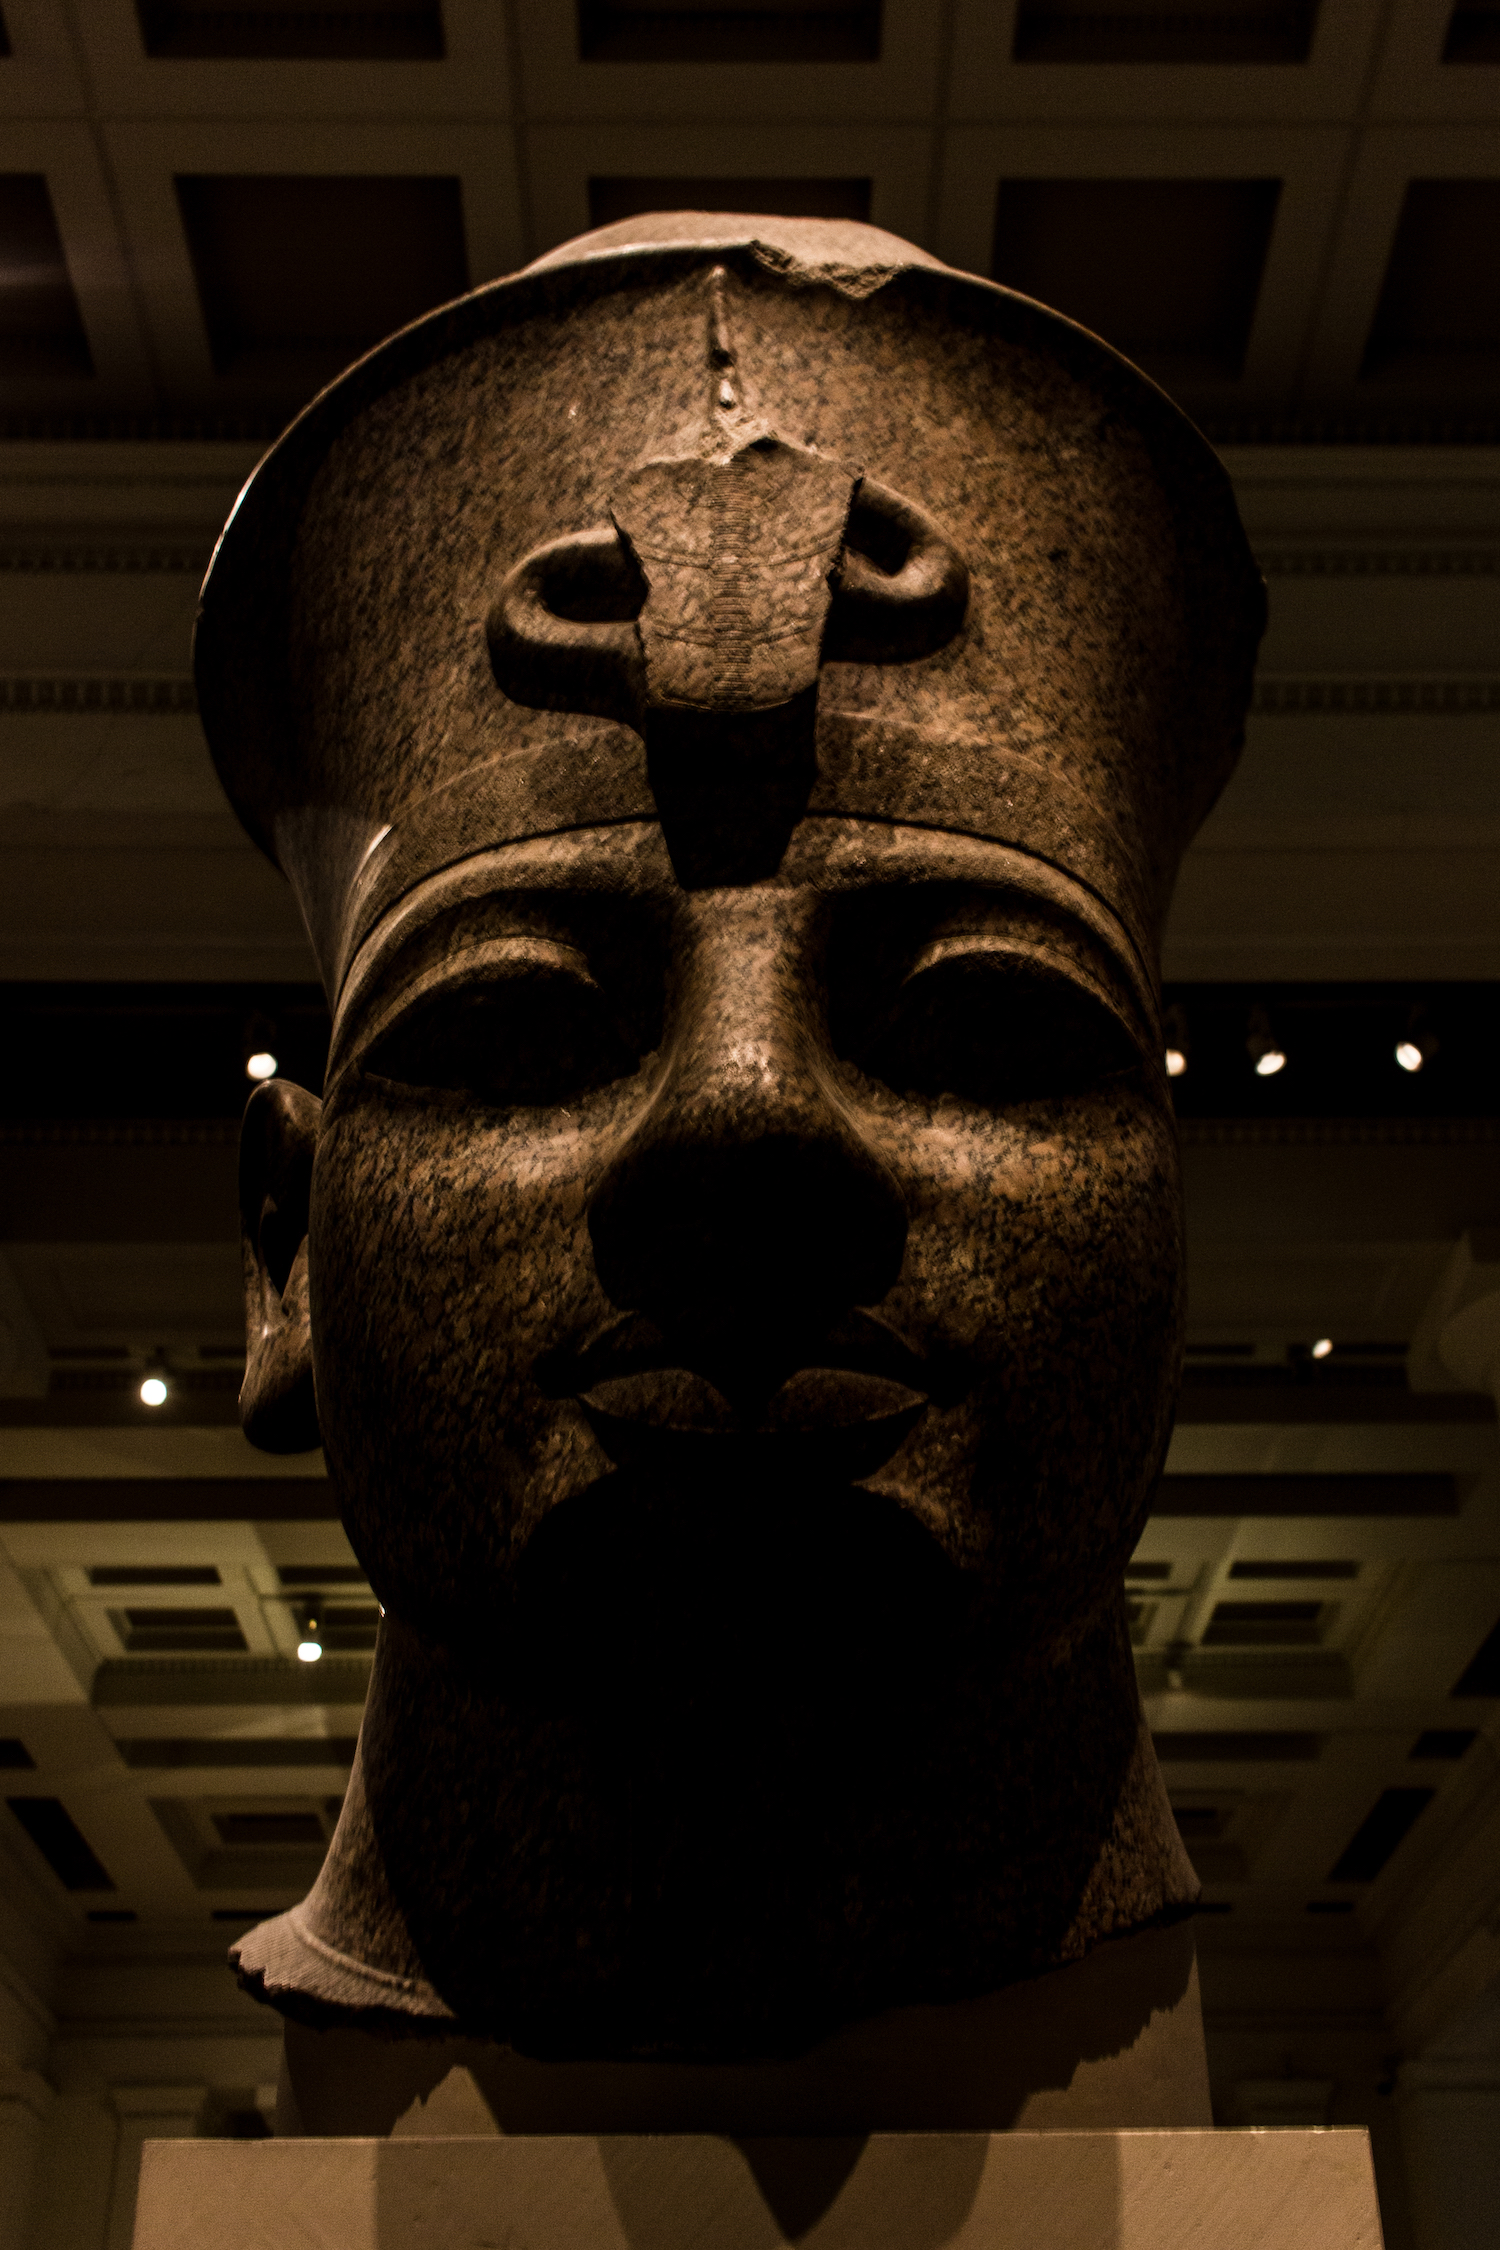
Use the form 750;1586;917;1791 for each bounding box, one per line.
3;3;1500;2247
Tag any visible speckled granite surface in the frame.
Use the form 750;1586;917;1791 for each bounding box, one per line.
204;214;1264;2062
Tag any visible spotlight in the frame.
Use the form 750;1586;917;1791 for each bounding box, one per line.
296;1604;323;1663
242;1009;279;1084
1396;1008;1437;1076
1163;1002;1189;1080
1247;1004;1286;1079
1165;1048;1187;1077
1311;1337;1333;1360
139;1351;169;1407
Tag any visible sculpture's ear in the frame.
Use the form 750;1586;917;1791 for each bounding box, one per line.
239;1079;322;1455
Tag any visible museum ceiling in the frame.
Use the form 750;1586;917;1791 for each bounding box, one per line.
0;0;1499;437
0;0;1498;2141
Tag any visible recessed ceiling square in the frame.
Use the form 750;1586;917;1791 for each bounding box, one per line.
1013;0;1317;64
588;176;872;229
175;173;468;391
991;176;1280;385
1442;0;1500;62
137;0;444;60
578;1;881;64
1362;180;1500;383
0;174;93;380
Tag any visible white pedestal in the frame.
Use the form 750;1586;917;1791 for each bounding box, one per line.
133;2128;1384;2250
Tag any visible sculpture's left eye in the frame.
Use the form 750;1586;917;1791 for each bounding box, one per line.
859;949;1142;1111
361;958;645;1110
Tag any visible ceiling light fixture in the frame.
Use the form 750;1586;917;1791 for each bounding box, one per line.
296;1604;323;1663
1163;1002;1189;1079
139;1351;170;1407
242;1009;279;1084
1311;1337;1333;1360
1395;1007;1437;1076
1246;1003;1286;1078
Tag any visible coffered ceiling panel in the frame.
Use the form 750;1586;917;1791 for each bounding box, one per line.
511;0;941;122
65;0;514;119
525;120;933;260
1362;177;1500;384
1011;0;1317;65
176;170;470;391
948;0;1391;122
936;125;1350;415
0;0;87;114
134;0;445;61
588;173;873;228
0;124;153;417
1304;125;1500;405
100;119;524;411
0;0;1491;434
991;174;1282;387
0;175;93;380
1371;0;1500;114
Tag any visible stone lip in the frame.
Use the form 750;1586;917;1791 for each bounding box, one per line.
577;1367;929;1481
562;1305;933;1480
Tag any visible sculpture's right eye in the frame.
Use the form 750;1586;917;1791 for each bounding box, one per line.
360;954;645;1110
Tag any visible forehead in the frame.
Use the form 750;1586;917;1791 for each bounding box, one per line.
334;817;1158;1034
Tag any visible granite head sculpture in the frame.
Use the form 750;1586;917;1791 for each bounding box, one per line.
199;214;1264;2060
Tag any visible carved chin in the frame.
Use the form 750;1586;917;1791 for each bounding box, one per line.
493;1469;968;1715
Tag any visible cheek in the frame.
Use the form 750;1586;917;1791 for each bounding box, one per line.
893;1092;1181;1348
305;1100;615;1620
869;1091;1183;1603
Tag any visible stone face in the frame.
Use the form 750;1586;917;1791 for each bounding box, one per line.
204;215;1265;2063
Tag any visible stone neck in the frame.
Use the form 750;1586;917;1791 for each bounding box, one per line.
238;1589;1198;2063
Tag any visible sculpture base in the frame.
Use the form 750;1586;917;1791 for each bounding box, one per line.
134;2129;1382;2250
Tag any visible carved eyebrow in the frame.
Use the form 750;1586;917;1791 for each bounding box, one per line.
328;907;615;1084
339;858;663;1012
921;880;1155;1032
897;928;1153;1052
786;823;1156;1004
822;871;1158;1054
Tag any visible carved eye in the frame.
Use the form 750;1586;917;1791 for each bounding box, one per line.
859;948;1142;1110
361;948;648;1111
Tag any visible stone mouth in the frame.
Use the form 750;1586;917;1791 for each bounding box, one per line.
581;1363;924;1430
554;1304;929;1398
577;1363;927;1479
